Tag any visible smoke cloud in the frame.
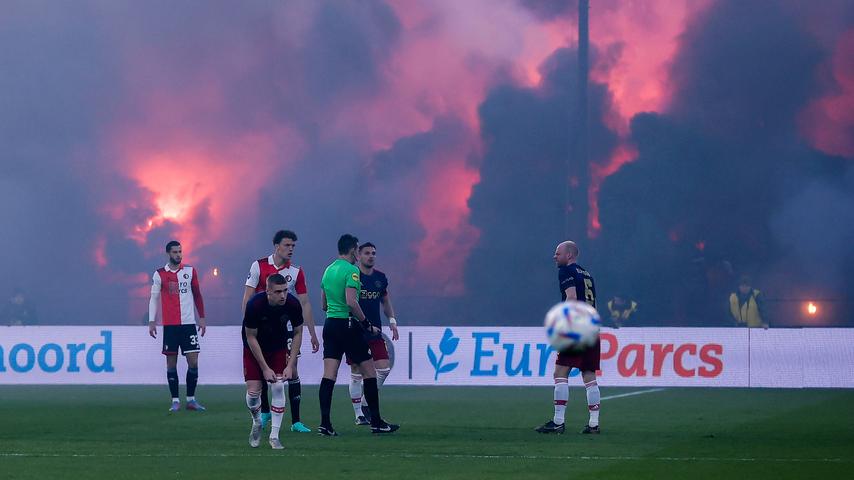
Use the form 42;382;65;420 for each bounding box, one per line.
0;0;851;327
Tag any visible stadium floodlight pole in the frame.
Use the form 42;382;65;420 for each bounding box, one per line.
567;0;590;238
579;0;590;238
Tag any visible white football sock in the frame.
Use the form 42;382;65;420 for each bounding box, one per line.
585;379;601;427
270;381;286;439
376;367;391;386
246;390;261;424
553;378;569;425
350;373;363;418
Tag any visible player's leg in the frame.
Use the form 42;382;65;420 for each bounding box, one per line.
260;378;271;428
181;325;203;410
267;350;288;449
355;358;396;433
536;362;570;433
319;357;341;435
374;359;391;384
580;338;602;434
354;357;378;424
318;320;344;436
352;333;398;433
259;328;277;427
581;370;600;433
243;347;264;448
552;365;570;427
166;354;180;411
163;326;181;411
288;356;311;432
246;380;264;447
349;362;367;423
269;377;286;449
184;350;205;411
370;337;392;387
360;338;390;422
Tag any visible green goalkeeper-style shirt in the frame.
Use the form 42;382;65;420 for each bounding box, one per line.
321;258;362;319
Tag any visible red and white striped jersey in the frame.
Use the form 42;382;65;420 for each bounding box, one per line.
245;255;307;296
148;264;205;325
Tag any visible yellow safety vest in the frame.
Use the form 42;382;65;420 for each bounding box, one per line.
729;290;763;327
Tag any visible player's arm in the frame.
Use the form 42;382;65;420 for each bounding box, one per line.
382;289;399;341
242;286;255;312
148;272;161;338
559;269;577;301
191;268;206;336
320;289;328;312
297;295;320;353
295;271;319;352
245;327;276;383
242;261;261;311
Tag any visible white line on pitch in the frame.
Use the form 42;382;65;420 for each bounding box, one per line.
601;388;666;401
0;452;846;463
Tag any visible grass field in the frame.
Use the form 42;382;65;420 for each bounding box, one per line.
1;385;853;479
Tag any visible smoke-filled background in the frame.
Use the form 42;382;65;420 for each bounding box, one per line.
1;0;852;327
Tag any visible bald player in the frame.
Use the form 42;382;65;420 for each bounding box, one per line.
536;240;601;434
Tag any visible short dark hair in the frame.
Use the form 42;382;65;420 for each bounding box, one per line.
338;234;359;255
165;240;181;253
266;273;287;287
273;230;298;245
359;242;376;251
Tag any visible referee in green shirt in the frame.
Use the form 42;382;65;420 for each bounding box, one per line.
318;234;400;436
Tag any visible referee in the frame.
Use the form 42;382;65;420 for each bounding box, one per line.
317;234;400;436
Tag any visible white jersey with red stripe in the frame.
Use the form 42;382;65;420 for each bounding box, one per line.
148;264;205;326
245;255;307;296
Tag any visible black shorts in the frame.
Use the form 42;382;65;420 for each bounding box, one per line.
162;324;200;356
322;318;371;364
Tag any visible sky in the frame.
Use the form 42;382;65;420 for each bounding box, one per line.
1;0;852;326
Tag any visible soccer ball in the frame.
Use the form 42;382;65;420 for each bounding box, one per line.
544;301;601;352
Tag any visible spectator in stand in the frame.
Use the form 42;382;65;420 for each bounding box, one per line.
1;288;37;326
729;275;767;328
606;294;637;328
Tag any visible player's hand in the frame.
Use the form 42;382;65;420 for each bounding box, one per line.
310;333;320;353
148;323;157;339
282;365;294;381
263;367;277;383
390;324;399;341
197;320;206;337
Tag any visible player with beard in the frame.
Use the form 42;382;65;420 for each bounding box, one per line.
317;234;399;436
348;242;399;425
536;240;601;434
148;240;207;412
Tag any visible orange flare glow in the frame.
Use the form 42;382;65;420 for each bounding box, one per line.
588;143;638;236
807;302;818;315
414;161;481;295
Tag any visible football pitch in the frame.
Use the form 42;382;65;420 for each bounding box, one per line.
2;386;853;479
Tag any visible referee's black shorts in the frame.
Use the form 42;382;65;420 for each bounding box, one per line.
323;318;371;364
